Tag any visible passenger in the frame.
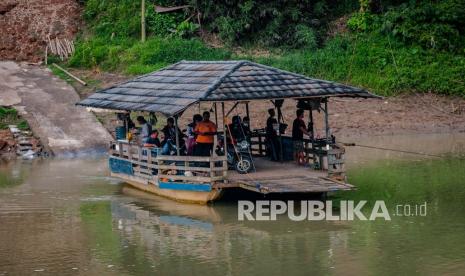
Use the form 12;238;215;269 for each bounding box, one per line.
144;130;161;147
161;117;184;155
186;114;202;155
292;109;311;165
136;116;152;144
228;115;242;144
242;116;251;138
194;111;217;156
127;117;135;130
265;108;280;161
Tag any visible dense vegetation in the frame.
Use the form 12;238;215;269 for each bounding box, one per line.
69;0;465;96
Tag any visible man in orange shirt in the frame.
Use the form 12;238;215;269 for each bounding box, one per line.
194;111;217;156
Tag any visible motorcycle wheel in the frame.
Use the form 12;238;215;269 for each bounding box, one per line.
235;156;253;174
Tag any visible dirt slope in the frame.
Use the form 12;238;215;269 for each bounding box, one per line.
0;0;81;62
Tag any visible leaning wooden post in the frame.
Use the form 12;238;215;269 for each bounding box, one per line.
174;115;180;156
141;0;146;42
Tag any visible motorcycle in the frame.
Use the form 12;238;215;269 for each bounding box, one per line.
216;137;254;174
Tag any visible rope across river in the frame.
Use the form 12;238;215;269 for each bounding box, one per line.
341;142;445;158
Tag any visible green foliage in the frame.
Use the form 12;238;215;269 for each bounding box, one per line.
145;6;184;37
194;0;357;47
293;25;318;50
381;0;465;52
254;33;465;96
347;12;377;31
175;21;199;38
0;107;29;130
83;0;141;38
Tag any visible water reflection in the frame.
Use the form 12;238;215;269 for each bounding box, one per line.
0;133;464;275
93;188;355;275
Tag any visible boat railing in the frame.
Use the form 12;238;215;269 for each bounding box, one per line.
250;131;346;180
109;141;228;184
156;155;228;184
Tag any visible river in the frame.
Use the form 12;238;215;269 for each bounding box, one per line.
0;133;464;275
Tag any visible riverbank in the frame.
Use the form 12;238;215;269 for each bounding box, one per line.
67;68;465;139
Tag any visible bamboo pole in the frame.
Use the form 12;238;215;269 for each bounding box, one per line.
141;0;146;42
44;45;48;65
52;63;87;86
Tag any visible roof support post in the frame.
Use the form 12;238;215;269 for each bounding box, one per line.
308;101;314;140
324;99;330;145
214;102;218;126
275;101;284;162
221;102;227;154
308;101;317;165
174;115;180;156
245;102;250;128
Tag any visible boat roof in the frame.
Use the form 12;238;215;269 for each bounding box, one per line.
77;60;378;116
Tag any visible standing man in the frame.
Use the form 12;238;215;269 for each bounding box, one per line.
194;111;217;156
136;116;152;144
266;108;280;161
292;109;311;165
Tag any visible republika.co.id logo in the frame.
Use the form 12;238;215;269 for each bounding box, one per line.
237;200;427;221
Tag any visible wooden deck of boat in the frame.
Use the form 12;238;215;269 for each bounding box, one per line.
228;158;354;194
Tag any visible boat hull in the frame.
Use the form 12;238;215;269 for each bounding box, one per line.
111;172;223;204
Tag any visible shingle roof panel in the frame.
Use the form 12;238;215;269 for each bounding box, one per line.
77;60;378;115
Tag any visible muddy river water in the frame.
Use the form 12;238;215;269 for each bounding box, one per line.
0;133;464;275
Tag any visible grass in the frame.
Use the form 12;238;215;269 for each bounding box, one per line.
68;37;232;75
0;107;29;130
251;34;465;96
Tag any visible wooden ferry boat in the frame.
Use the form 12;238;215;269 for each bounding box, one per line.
78;60;378;204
